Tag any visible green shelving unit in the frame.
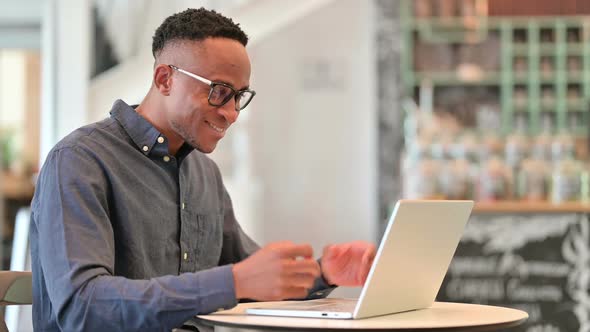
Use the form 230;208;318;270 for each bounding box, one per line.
401;0;590;137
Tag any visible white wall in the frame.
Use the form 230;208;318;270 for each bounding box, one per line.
232;0;377;297
40;0;91;162
242;0;377;254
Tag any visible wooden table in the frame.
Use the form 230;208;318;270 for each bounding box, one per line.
195;301;528;331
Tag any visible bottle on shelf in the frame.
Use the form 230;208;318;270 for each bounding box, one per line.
551;131;575;165
439;133;478;200
477;155;512;202
478;131;504;163
549;115;585;203
532;113;554;162
505;114;529;170
402;138;444;200
439;158;472;200
516;158;549;201
549;152;585;203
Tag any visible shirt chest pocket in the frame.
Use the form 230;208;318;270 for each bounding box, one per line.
179;212;224;273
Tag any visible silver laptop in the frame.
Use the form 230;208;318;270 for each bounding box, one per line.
246;200;474;320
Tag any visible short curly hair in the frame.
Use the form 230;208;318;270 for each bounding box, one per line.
152;7;248;58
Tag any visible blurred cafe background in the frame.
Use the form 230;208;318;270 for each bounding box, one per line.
2;0;590;331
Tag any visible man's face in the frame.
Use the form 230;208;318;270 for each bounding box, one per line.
165;38;252;153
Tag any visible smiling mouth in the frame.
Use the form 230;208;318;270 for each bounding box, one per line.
206;121;225;133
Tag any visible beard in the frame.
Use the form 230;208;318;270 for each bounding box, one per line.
170;119;216;153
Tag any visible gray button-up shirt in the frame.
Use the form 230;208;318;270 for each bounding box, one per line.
30;100;333;332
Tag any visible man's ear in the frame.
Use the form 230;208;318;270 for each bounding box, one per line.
154;64;173;96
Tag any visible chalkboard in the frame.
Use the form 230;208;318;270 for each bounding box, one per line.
437;213;589;332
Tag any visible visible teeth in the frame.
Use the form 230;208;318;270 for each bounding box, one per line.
207;122;224;133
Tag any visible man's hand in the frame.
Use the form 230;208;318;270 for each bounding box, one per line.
321;241;376;287
232;241;320;301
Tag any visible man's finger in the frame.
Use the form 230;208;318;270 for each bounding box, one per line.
282;259;321;277
361;244;377;267
282;286;309;300
278;243;314;259
283;273;318;289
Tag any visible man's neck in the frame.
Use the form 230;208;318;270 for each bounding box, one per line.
135;96;184;156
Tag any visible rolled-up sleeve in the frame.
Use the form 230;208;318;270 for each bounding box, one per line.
33;147;237;331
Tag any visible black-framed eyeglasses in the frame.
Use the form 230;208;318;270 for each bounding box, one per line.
168;64;256;111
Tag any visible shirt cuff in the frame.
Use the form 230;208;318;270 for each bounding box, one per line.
193;265;238;313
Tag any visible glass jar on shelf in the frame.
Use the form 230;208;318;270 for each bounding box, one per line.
451;131;480;162
550;156;585;203
403;156;443;200
516;158;549;201
532;134;552;162
551;131;576;164
430;133;455;161
477;156;512;202
532;113;555;162
406;137;432;164
439;158;474;200
403;138;445;200
582;162;590;203
505;117;529;170
478;132;503;163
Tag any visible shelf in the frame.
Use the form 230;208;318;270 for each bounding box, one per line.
411;17;492;30
512;44;528;55
474;201;590;213
412;72;501;86
566;71;584;80
539;43;558;54
512;105;562;112
402;3;590;135
515;75;558;84
565;44;585;55
408;16;590;31
567;100;588;110
513;44;586;56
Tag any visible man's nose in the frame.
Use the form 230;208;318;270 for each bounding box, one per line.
218;97;239;124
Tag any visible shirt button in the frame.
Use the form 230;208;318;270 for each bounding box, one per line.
183;252;188;260
142;145;149;152
157;137;165;144
163;156;170;162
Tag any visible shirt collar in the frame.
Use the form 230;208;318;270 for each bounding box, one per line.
109;99;164;156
